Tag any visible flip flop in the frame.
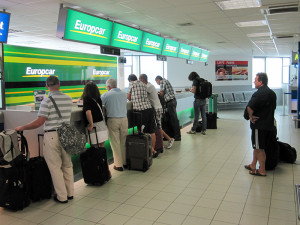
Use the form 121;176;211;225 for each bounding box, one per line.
244;164;254;171
249;169;266;176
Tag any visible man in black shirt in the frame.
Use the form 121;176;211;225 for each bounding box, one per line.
244;73;276;176
187;72;207;135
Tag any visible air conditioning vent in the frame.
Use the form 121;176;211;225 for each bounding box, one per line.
177;22;194;27
263;4;299;15
274;35;294;39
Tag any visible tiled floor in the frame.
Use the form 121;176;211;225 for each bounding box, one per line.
1;108;300;225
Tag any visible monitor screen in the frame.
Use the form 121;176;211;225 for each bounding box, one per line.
189;47;202;61
110;23;143;51
178;43;191;59
0;11;10;43
141;32;164;55
162;39;179;57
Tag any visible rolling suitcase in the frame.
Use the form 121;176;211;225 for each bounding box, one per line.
27;134;52;202
126;112;152;172
265;127;279;170
206;112;217;129
80;127;110;185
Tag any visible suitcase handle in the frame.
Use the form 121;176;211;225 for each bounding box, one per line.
87;127;99;144
37;134;44;157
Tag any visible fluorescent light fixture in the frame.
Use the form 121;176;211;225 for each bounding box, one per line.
254;39;273;44
216;0;261;10
247;32;270;37
236;20;267;27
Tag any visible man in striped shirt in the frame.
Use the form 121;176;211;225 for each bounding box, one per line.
15;76;74;203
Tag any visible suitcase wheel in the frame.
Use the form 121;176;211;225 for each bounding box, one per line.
143;160;149;172
127;159;131;170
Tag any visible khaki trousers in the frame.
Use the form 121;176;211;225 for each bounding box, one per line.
107;117;128;167
43;132;74;202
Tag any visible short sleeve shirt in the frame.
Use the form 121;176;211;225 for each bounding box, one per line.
37;91;72;131
146;82;162;110
192;77;205;99
160;79;175;102
83;97;104;122
128;80;152;111
247;85;277;130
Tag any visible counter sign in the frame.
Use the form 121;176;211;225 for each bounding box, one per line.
0;11;10;43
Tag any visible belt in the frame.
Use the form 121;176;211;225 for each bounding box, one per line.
44;129;57;133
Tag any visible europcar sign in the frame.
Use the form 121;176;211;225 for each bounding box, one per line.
57;8;113;46
190;47;202;61
0;11;10;43
200;50;209;62
178;43;191;59
162;39;179;57
110;23;143;51
141;32;164;55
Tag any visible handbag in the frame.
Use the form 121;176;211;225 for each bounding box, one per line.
92;99;109;142
49;96;86;155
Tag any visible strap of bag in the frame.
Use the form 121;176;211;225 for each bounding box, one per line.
49;96;63;122
92;98;106;124
18;131;29;160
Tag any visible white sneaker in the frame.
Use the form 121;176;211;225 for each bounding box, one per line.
187;130;196;134
201;131;206;135
167;138;175;149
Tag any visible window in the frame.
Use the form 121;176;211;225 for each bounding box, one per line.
282;58;290;84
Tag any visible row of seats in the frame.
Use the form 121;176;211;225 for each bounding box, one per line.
215;91;254;110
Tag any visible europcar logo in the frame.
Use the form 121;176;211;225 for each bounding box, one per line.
144;38;161;49
165;44;177;53
180;48;189;55
72;20;107;38
24;67;56;77
192;51;200;58
116;30;139;45
92;69;110;77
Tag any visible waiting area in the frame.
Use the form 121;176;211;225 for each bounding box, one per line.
0;108;299;225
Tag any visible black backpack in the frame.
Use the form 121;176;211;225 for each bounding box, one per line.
278;141;297;163
198;79;212;99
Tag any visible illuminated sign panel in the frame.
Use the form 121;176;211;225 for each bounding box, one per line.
110;23;143;51
162;39;179;57
190;47;202;61
141;32;164;55
0;12;10;43
200;50;209;62
178;43;191;59
60;9;113;46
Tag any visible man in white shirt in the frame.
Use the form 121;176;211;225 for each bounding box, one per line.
139;74;174;149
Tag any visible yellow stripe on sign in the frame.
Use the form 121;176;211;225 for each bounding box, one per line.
144;45;161;50
6;96;34;104
6;91;35;94
5;56;117;67
91;75;111;77
70;30;108;39
22;75;51;78
114;39;139;45
4;51;116;62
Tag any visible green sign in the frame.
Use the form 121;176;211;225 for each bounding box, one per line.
110;23;143;51
178;44;191;59
4;45;117;106
162;39;179;57
190;47;202;61
61;9;113;46
200;50;209;62
141;32;164;55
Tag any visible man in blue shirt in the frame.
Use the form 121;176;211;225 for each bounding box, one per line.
102;79;128;171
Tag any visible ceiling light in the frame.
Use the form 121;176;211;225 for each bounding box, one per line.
236;20;267;27
216;0;261;10
247;32;270;37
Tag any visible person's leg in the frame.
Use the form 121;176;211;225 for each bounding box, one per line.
60;144;74;199
43;132;69;202
191;99;200;132
199;99;207;132
166;99;181;140
256;149;266;175
107;118;122;168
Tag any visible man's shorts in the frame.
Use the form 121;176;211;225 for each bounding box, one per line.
251;129;271;150
135;108;156;134
155;108;163;129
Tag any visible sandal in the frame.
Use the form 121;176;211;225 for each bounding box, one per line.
244;164;254;171
249;169;266;176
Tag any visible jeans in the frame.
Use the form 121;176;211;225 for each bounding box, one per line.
166;99;181;139
192;98;207;132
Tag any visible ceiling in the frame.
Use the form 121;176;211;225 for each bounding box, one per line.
1;0;300;57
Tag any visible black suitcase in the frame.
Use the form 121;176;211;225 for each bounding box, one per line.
126;112;152;172
154;128;163;153
27;134;52;202
80;128;110;185
206;112;217;129
265;127;279;170
0;132;30;211
278;141;297;163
